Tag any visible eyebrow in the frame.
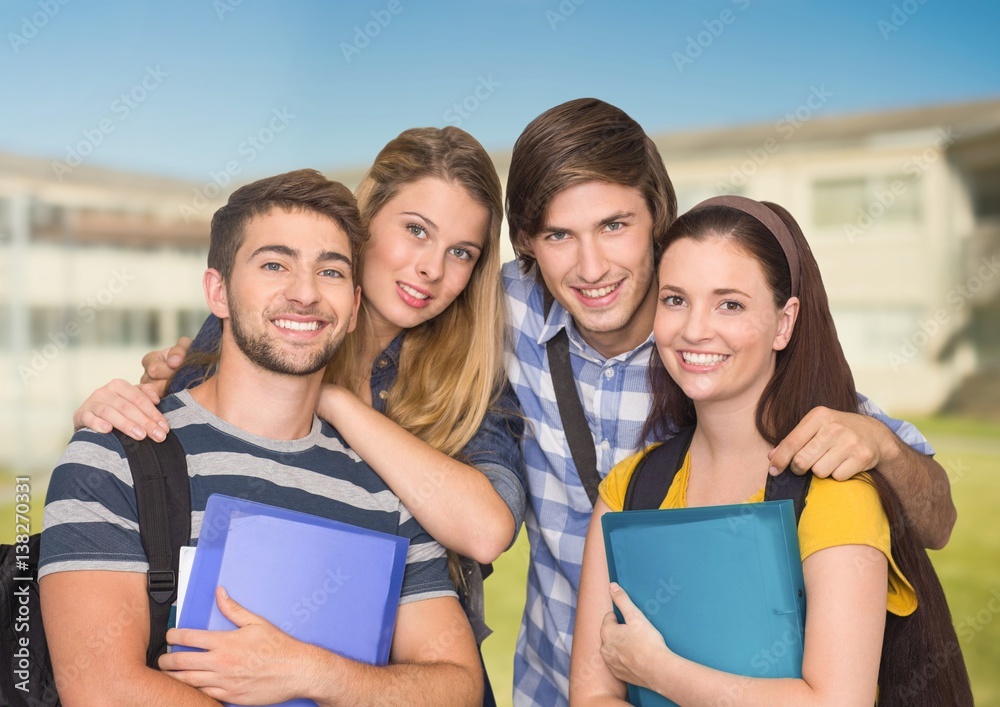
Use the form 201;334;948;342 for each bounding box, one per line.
660;284;753;298
541;211;636;234
248;244;353;272
401;211;438;231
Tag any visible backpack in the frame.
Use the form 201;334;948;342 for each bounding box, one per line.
622;426;812;519
1;430;190;707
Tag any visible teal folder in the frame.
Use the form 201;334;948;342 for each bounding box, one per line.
177;494;409;707
602;500;806;707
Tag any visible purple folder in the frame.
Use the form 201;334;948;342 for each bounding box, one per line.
176;494;409;707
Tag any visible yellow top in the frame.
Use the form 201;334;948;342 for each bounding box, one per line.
599;446;917;617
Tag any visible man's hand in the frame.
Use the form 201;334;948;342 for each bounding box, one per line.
767;406;888;480
140;336;192;389
160;587;315;705
768;405;956;549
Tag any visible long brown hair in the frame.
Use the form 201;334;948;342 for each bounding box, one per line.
505;98;677;271
645;202;972;706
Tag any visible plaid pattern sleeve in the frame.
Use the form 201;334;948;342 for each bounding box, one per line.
857;393;935;455
500;259;937;706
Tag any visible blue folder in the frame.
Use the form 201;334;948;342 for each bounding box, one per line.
177;494;409;707
602;500;806;707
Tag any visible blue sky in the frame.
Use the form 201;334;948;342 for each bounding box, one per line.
1;0;998;180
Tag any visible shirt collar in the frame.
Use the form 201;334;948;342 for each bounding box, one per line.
536;294;655;365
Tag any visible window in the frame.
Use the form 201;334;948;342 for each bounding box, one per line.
0;197;10;242
813;174;922;230
29;200;65;237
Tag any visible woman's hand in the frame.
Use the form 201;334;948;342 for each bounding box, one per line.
73;379;169;441
600;583;673;691
140;336;192;391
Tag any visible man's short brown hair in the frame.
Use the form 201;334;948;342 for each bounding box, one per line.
208;169;366;282
505;98;677;271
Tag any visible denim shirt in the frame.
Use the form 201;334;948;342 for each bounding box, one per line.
172;316;527;642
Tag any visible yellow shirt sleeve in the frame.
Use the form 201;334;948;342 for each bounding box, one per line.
598;447;655;512
799;474;918;617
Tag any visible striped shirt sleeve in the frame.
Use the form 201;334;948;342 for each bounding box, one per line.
39;429;146;578
395;503;456;604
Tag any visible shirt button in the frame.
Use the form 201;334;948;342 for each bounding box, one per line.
377;358;389;368
378;390;389;400
604;368;615;379
601;440;611;450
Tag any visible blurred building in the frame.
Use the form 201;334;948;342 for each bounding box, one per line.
647;97;1000;418
0;154;218;471
2;97;999;473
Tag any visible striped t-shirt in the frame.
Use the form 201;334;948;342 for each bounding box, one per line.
40;390;455;604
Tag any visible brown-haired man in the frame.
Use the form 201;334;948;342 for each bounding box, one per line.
40;169;483;706
501;98;956;706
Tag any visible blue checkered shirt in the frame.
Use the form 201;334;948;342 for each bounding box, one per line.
501;259;934;707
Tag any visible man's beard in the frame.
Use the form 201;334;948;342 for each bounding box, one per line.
227;298;345;376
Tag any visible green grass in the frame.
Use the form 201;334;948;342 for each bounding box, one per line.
6;416;998;706
1;471;46;543
482;416;1000;707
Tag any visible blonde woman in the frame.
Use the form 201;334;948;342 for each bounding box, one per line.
74;127;524;706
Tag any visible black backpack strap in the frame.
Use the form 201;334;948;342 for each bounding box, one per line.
623;427;695;511
764;467;812;524
543;289;601;506
112;430;190;668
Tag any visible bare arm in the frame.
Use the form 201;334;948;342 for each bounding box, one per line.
160;588;482;706
571;503;888;706
39;571;220;707
311;594;483;707
767;406;956;549
570;499;630;706
316;384;516;564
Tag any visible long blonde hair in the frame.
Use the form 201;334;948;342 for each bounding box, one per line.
326;125;507;460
